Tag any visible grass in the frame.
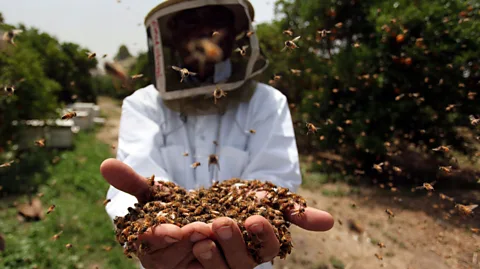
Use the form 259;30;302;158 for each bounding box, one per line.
329;256;345;269
0;131;136;269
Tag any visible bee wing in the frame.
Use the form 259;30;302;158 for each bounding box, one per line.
281;46;287;52
171;66;181;71
242;45;249;50
12;29;23;35
292;36;301;42
189;71;197;76
467;204;478;211
234;47;241;52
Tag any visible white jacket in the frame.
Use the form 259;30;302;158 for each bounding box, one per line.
105;82;302;269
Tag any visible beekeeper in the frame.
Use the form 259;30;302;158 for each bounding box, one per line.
101;0;334;268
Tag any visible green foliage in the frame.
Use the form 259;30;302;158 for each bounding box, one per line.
114;45;132;62
0;132;135;269
258;0;480;182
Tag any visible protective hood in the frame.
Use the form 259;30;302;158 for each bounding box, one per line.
144;0;268;105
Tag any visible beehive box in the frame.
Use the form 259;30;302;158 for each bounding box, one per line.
45;119;74;149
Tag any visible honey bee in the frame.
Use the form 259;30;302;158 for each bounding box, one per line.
395;93;405;101
471;228;479;233
445;104;459;111
246;31;255;37
234;45;249;56
47;204;56;214
335;22;343;28
467;92;476;100
208;154;219;171
290;69;302;75
0;160;14;168
212;86;227;104
469;115;480;126
131;74;144;80
273;74;282;81
416;181;436;191
51;231;63;241
390;166;402;174
61;111;77;120
65;243;73;249
306;123;318;134
2;29;23;46
432;146;450;152
353;43;360;48
439;193;454;202
35;139;46;147
372;163;384;173
191;162;201;169
317;29;331;37
3;85;15;96
183;152;189;157
102;54;108;58
103;199;111;206
291;207;306;217
385;209;394;218
103;246;113;252
86;52;96;59
377;242;386;248
455;204;477;217
374;253;383;260
171;66;197;83
282;29;293;36
439;166;452;173
249;129;256;134
282;36;301;51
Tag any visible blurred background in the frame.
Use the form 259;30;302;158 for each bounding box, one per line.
0;0;479;269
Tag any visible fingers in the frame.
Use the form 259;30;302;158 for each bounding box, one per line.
192;239;229;269
212;217;256;269
138;222;211;269
244;215;280;262
286;207;334;231
100;158;150;202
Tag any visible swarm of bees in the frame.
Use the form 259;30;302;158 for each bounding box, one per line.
113;178;307;264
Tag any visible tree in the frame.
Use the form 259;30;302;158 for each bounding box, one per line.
257;0;480;184
114;45;132;61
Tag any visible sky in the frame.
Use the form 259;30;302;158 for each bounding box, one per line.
0;0;276;64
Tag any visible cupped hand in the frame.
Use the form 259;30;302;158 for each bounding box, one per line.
100;158;214;269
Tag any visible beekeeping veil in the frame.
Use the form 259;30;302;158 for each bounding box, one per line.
144;0;268;115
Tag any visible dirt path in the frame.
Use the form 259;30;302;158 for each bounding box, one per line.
96;96;122;155
95;97;480;269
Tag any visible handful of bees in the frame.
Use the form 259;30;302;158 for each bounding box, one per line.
114;178;307;264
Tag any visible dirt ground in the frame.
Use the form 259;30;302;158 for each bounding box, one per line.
96;97;480;269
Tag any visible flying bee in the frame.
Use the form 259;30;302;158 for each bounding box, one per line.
375;253;383;260
234;45;249;56
212;86;227;104
455;204;477;217
445;104;459;111
471;228;479;233
392;166;402;174
183;152;189;157
317;29;331;37
290;69;302;75
191;162;201;169
2;29;23;46
469;115;480;126
467;92;476;100
35;139;45;147
282;36;301;51
439;193;454;202
385;209;394;218
102;54;108;58
282;29;293;36
0;160;14;168
65;243;73;249
61;111;77;120
86;52;96;59
439;166;452;173
171;66;197;83
372;162;384;173
377;242;386;248
306;123;318;134
249;129;256;134
246;31;255;37
208;154;220;172
131;74;144;80
47;204;56;214
103;199;111;206
3;85;15;96
432;145;450;152
51;231;63;241
416;181;436;191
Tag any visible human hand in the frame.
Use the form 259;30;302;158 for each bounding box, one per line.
100;158;214;269
187;193;334;269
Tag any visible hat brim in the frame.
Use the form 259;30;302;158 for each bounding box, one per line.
145;0;254;46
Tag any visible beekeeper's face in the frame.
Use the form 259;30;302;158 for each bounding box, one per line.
168;6;236;72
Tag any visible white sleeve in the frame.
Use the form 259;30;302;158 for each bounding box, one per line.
105;93;172;222
240;91;302;192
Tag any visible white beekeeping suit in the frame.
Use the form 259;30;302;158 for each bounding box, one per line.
105;0;302;268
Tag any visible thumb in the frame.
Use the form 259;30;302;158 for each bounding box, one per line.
100;158;151;203
287;207;335;232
